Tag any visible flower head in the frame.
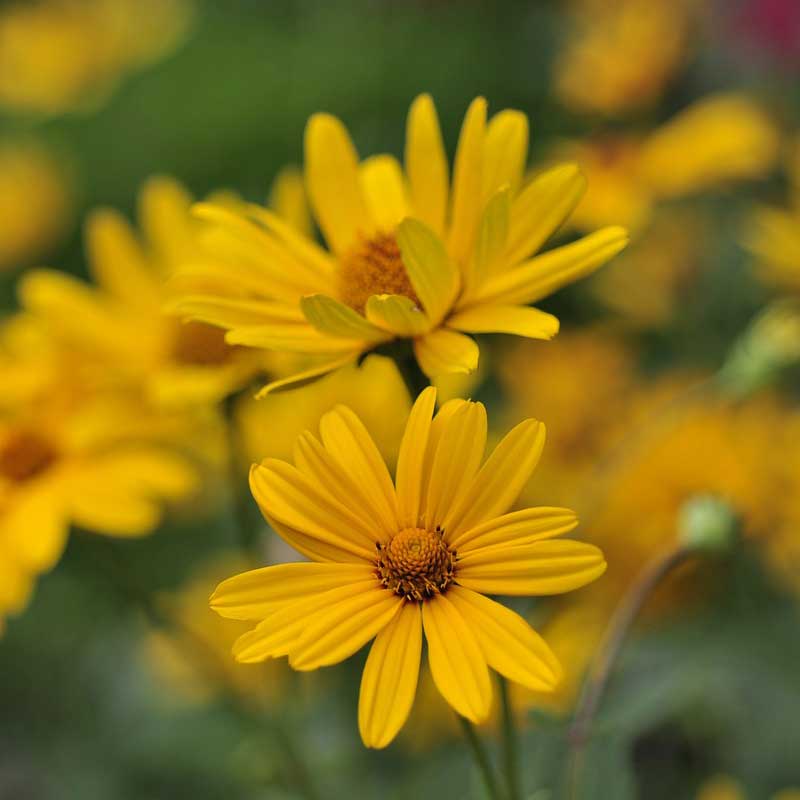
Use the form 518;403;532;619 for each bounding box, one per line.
211;387;606;748
174;95;628;393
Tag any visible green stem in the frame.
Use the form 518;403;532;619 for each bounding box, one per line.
499;677;521;800
457;714;504;800
565;546;692;799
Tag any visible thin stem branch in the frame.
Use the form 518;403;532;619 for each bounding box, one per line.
499;676;522;800
566;546;692;799
457;714;504;800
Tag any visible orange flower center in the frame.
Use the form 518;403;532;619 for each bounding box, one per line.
172;320;235;366
375;527;456;601
339;232;419;314
0;429;58;483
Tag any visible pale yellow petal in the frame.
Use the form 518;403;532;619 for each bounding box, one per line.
456;540;607;595
475;226;629;307
269;165;313;238
211;562;375;620
359;601;422;749
395;386;438;529
300;294;388;342
448;586;561;691
483;110;528;200
464;186;511;294
318;405;398;536
396;218;459;327
360;155;410;230
450;507;578;552
405;93;449;235
422;592;492;722
305;113;371;253
444;418;545;538
505;163;587;266
289;587;402;670
255;352;361;397
364;294;430;336
447;305;559;340
448;97;487;267
170;294;304;329
414;329;479;378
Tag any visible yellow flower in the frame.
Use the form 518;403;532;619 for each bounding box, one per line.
563;93;780;233
0;140;72;272
174;95;628;392
19;176;265;408
0;314;197;633
0;0;193;115
697;776;800;800
554;0;692;116
211;386;606;748
744;137;800;292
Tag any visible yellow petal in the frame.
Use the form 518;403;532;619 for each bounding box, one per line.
396;218;459;327
456;539;607;596
289;587;402;670
414;329;479;378
138;175;195;264
448;97;488;267
318;405;398;537
358;601;423;749
255;352;360;397
364;294;430;336
268;165;313;238
68;490;161;537
232;580;377;662
85;208;161;306
360;155;410;231
170;294;304;329
505;163;586;265
1;484;67;571
211;562;375;620
444;419;545;537
301;294;389;342
450;507;578;552
395;386;438;529
476;226;629;307
483;110;528;200
447;304;559;340
422;592;492;722
305;113;371;253
249;460;376;561
448;586;561;691
424;402;487;531
405;93;449;236
228;324;362;354
464;186;511;294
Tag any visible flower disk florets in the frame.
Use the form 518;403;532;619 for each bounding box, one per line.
339;232;419;314
375;527;456;601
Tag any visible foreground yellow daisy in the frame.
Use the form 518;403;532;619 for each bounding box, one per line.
175;94;628;392
211;387;606;748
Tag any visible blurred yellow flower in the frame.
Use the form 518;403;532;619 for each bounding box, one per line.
0;141;72;272
19;176;265;408
564;93;780;233
211;387;605;748
744;137;800;292
697;776;800;800
145;555;288;704
0;314;197;633
554;0;693;116
173;94;628;392
0;0;193;115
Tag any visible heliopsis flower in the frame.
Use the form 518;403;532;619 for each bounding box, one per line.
554;0;694;116
0;313;197;632
174;94;628;392
211;387;606;748
0;140;72;272
561;93;780;233
19;176;265;408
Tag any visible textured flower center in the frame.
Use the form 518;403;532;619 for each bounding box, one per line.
0;429;58;483
172;320;234;366
339;232;419;314
376;527;456;601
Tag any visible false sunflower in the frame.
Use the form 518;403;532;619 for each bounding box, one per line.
174;94;628;392
211;387;606;748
